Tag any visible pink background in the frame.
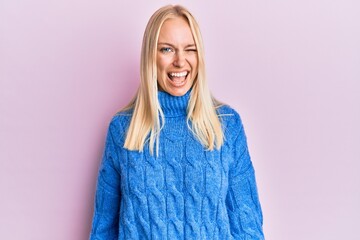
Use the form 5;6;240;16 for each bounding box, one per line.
1;0;359;239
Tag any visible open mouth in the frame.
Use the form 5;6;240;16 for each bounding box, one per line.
168;71;188;80
167;71;189;87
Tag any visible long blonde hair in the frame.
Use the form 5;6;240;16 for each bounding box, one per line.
123;5;224;155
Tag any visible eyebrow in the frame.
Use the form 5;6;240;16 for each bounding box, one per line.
157;42;196;48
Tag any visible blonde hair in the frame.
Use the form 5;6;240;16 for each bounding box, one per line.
123;5;224;155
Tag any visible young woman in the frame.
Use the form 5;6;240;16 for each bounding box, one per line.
90;5;264;239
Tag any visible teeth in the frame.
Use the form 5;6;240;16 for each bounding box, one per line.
169;71;187;77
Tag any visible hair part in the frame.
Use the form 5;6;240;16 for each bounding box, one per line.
122;5;224;155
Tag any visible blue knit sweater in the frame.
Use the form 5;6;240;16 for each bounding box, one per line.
90;90;264;239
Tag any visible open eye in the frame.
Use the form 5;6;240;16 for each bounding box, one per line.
160;47;174;53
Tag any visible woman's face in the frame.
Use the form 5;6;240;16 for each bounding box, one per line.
156;17;198;96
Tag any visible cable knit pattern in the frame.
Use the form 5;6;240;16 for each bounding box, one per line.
90;90;264;240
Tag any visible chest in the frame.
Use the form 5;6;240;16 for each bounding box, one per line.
117;127;234;200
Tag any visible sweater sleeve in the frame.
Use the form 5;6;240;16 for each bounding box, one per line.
226;115;264;239
90;120;121;240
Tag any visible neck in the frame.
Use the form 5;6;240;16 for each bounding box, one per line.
157;90;191;117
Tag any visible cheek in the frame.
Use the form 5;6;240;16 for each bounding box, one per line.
190;63;198;76
188;55;198;70
156;60;168;84
157;56;171;72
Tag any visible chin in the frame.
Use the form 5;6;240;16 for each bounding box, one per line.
167;86;191;96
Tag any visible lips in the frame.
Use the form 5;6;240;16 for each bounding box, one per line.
168;71;188;79
167;71;189;87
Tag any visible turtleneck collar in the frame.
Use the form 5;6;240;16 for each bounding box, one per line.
158;89;191;117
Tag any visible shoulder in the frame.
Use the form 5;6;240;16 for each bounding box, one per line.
216;104;245;142
107;109;133;145
110;109;133;128
217;104;244;127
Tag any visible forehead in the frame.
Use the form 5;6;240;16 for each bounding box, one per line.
158;17;195;45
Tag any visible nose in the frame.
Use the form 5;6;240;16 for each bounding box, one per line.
173;51;186;68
